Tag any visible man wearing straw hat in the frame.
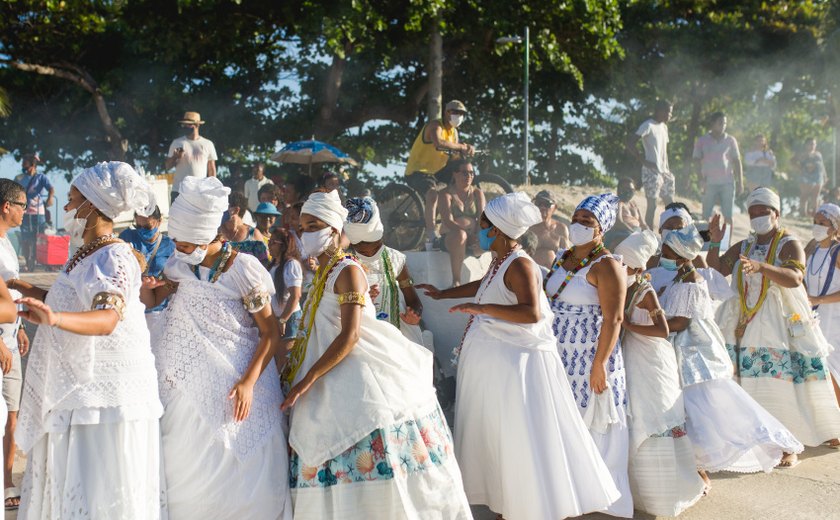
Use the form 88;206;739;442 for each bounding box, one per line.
166;111;218;201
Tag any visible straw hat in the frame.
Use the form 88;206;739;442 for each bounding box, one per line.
178;111;205;125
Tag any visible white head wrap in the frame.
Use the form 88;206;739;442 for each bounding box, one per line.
658;206;694;229
614;230;659;270
168;176;230;244
344;197;384;244
301;190;348;231
816;203;840;231
72;161;156;219
485;192;542;239
663;224;704;260
746;187;781;213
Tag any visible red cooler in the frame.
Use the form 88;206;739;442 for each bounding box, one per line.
36;234;70;266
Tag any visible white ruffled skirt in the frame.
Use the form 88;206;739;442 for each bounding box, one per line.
19;410;161;520
683;378;803;473
456;337;620;519
160;391;292;520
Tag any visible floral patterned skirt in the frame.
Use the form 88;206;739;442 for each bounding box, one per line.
290;405;471;520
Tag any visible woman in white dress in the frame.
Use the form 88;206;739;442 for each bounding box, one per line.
16;162;163;519
709;188;840;466
614;231;705;516
660;225;803;482
419;192;620;520
141;176;291;520
280;190;471;520
544;193;633;518
344;197;425;345
804;203;840;448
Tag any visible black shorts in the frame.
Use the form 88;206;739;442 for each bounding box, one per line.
406;168;451;194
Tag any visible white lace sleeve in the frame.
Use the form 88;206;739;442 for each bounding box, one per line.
228;253;275;313
72;244;139;319
662;281;712;319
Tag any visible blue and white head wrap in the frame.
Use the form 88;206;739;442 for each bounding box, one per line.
344;196;384;244
663;224;704;260
575;193;620;233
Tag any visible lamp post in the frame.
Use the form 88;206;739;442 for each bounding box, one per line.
496;27;530;186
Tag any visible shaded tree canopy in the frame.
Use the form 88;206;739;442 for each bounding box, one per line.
1;0;838;195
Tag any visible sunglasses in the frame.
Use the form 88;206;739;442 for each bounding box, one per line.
7;201;26;209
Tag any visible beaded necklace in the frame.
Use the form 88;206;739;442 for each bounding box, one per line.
65;234;120;274
675;265;696;284
734;228;784;339
192;242;232;283
807;241;836;281
543;243;605;303
450;246;520;366
281;248;350;389
378;248;401;328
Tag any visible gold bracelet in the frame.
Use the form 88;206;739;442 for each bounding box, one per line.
648;308;664;319
398;278;414;289
91;292;127;321
338;291;366;306
781;259;805;273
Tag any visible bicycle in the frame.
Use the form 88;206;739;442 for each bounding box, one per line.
370;150;514;251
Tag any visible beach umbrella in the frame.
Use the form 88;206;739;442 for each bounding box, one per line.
271;140;359;175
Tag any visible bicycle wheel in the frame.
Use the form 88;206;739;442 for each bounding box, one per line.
378;183;426;251
475;173;514;203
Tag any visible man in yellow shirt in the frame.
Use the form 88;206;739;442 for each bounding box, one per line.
405;100;474;247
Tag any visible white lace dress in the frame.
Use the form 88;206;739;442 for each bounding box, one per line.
456;249;619;519
623;281;704;517
545;252;633;518
288;257;471;520
716;236;840;446
155;253;291;520
805;244;840;382
354;245;426;346
18;243;163;519
662;279;803;472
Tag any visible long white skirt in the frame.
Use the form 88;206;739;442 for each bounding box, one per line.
160;391;292;520
629;433;705;517
456;341;620;519
683;378;804;473
19;415;160;519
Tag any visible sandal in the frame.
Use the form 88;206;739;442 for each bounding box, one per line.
826;439;840;450
776;453;801;469
5;486;20;510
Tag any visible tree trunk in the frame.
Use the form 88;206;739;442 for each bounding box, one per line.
315;42;352;139
427;22;443;122
4;60;127;160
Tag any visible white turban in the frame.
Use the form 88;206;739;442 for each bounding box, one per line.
168;176;230;244
615;230;659;270
344;197;384;244
72;161;156;219
484;192;542;240
816;203;840;231
746;187;781;213
658;206;693;229
663;224;704;260
301;190;348;231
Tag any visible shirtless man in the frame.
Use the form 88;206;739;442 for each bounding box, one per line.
528;190;569;268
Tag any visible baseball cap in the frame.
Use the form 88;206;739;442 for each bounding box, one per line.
445;100;467;114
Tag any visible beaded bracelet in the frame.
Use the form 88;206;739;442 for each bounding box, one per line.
338;291;366;306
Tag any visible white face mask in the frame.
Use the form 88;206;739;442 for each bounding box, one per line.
63;205;90;249
813;224;831;242
449;114;464;128
300;227;334;258
354;244;384;263
625;272;638;288
750;215;775;235
568;223;596;246
173;246;208;265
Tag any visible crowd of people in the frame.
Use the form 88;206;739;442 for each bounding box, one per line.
0;102;838;520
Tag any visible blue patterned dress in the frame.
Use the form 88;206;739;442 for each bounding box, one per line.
545;252;632;518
